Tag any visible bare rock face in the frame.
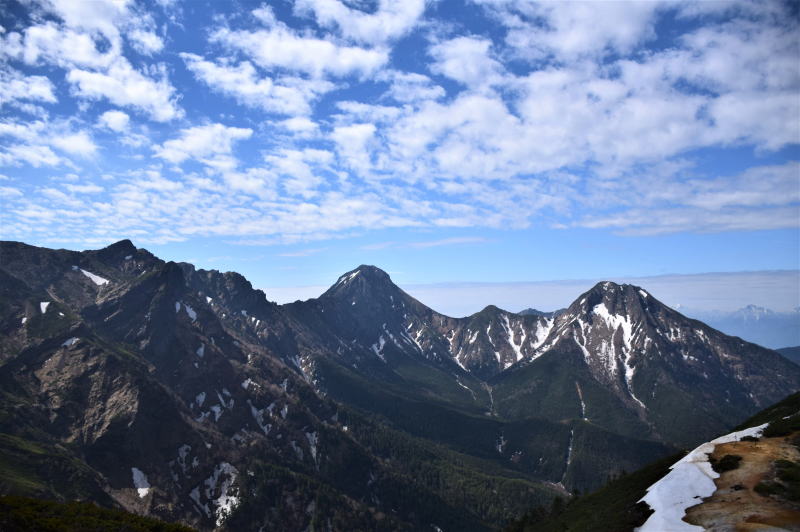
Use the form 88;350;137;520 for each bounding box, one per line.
1;240;798;529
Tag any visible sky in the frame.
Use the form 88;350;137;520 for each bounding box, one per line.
0;0;798;313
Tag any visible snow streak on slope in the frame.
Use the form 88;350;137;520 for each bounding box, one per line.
592;302;646;409
637;423;769;532
575;381;587;421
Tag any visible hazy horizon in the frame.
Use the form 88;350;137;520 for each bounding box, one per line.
261;269;800;317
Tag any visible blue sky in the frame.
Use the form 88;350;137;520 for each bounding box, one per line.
0;0;798;312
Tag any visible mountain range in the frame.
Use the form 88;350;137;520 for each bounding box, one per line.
682;304;800;350
1;239;798;531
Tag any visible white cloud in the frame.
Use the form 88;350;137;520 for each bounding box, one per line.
0;144;63;167
278;117;319;137
576;162;800;234
381;71;445;103
0;119;97;165
479;0;662;61
35;0;130;42
10;6;181;122
265;148;334;199
429;36;504;87
64;183;104;194
97;110;130;132
0;67;57;106
408;236;487;248
181;53;334;116
128;29;164;55
67;58;182;121
330;123;377;174
20;23;117;69
0;186;23;198
294;0;426;44
50;131;97;157
212;7;388;78
155;123;253;164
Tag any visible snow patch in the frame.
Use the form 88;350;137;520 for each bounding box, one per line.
204;462;239;526
371;335;387;363
503;315;526;362
131;467;150;498
80;269;109;286
184;303;197;321
575;381;587;420
177;444;192;474
335;270;360;287
61;337;79;347
305;431;318;462
496;433;507;454
40;301;50;313
196;344;205;358
241;378;255;390
20;317;27;325
637;423;769;532
195;392;206;407
248;400;272;436
125;255;133;260
190;487;210;517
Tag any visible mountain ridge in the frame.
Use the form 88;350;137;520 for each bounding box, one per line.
1;239;798;530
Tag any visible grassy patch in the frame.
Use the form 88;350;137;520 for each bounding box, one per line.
0;495;195;532
710;454;742;474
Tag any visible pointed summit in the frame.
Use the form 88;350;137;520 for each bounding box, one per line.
566;281;653;320
321;265;396;300
93;239;138;262
104;239;136;252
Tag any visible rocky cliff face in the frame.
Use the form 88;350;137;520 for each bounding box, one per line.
1;240;798;529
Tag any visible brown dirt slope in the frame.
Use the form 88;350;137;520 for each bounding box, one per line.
685;431;800;531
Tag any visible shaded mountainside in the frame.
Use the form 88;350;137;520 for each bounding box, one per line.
778;346;800;366
0;240;798;530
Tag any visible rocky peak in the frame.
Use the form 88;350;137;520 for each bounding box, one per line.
561;282;652;324
104;239;137;254
321;265;398;302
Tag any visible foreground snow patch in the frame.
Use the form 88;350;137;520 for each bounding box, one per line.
637;423;768;532
131;467;151;498
40;301;50;313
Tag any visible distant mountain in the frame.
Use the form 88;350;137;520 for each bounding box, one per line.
1;240;798;530
683;304;800;349
517;308;562;318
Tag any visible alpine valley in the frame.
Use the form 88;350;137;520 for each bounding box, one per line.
1;240;798;531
